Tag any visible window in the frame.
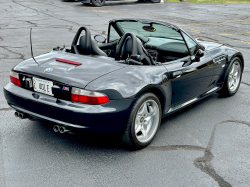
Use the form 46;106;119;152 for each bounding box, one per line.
116;21;183;40
182;32;199;56
109;26;120;43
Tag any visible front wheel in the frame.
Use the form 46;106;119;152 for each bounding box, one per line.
121;93;162;150
218;57;242;97
92;0;105;7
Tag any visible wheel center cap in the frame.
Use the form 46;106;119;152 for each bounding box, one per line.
140;117;144;123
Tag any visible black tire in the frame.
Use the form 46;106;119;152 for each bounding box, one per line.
121;93;162;150
218;57;242;97
92;0;105;7
137;0;145;2
150;0;161;3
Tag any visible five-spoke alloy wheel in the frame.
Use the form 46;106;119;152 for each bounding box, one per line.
219;57;242;97
134;99;160;143
228;60;241;92
121;93;162;149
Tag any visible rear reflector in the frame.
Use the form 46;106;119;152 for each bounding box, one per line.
56;58;82;66
71;87;109;105
10;71;21;86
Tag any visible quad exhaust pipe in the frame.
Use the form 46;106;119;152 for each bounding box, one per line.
14;111;70;134
53;125;70;134
14;111;27;119
53;125;60;133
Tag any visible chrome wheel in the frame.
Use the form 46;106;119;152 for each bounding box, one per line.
134;99;160;143
92;0;105;6
228;60;241;92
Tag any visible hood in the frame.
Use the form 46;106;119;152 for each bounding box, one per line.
14;51;126;88
196;38;224;51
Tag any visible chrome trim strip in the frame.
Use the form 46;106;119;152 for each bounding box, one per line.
205;86;219;94
167;86;220;114
11;105;88;129
167;98;198;113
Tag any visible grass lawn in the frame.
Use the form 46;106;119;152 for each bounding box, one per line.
166;0;250;3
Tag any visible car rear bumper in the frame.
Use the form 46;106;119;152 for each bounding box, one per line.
4;82;135;133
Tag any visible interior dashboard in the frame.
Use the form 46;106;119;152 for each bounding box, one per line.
143;37;189;62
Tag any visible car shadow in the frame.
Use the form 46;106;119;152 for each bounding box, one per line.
30;119;126;152
26;93;219;154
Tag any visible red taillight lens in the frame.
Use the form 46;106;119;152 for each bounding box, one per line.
10;71;21;86
71;87;109;105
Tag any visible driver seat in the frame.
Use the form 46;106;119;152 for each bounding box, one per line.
71;27;107;57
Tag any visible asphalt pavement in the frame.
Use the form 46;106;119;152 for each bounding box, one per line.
0;0;250;186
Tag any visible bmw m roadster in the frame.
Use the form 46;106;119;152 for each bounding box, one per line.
4;19;244;149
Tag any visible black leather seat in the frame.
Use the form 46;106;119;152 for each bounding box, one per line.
115;32;153;65
71;27;107;57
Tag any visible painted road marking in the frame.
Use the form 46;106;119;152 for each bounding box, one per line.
179;18;250;27
212;31;250;36
235;39;250;45
190;29;204;33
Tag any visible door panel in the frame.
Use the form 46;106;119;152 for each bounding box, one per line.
164;52;214;105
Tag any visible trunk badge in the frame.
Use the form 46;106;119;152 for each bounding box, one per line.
44;68;53;73
62;87;69;91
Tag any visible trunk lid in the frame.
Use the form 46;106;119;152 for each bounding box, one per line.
14;51;126;88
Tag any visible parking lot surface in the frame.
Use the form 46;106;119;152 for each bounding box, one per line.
0;0;250;186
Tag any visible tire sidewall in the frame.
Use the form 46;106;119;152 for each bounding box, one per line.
128;93;162;148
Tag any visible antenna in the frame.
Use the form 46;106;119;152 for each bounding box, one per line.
30;28;39;65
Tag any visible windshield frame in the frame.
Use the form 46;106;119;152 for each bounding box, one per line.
107;19;204;52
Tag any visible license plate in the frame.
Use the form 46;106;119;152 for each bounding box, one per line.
33;77;54;96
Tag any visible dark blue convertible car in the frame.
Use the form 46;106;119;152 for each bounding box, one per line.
4;19;244;149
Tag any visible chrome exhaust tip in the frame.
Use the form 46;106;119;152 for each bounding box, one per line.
59;126;70;134
53;125;59;133
18;113;24;119
14;112;19;118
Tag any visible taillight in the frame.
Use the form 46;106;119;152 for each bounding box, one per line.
71;87;109;105
10;71;21;86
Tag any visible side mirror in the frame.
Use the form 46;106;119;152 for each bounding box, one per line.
196;49;204;57
191;49;204;62
94;35;106;43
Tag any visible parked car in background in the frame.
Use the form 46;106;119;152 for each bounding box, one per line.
76;0;161;7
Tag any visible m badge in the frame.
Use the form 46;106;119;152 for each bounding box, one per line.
62;87;69;91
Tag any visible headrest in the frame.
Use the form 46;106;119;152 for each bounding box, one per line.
79;35;86;49
121;37;133;55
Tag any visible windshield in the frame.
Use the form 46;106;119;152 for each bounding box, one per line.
116;21;182;40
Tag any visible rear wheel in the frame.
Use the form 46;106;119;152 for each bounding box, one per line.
218;57;242;97
121;93;162;150
92;0;105;6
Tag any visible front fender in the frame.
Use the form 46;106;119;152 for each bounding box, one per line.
226;48;244;70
